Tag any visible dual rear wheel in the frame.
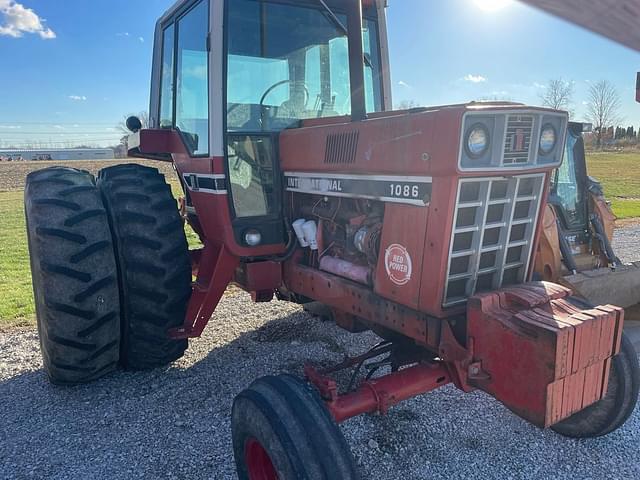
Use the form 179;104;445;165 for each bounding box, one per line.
25;165;191;384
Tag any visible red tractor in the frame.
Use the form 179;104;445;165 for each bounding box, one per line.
24;1;639;478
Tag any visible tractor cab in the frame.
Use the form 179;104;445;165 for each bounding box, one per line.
130;0;390;255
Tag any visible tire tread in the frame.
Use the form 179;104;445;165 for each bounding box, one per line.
25;167;121;385
98;164;189;370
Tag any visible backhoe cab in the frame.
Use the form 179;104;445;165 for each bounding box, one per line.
25;1;639;478
536;121;640;349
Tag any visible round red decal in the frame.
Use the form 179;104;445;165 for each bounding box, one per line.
384;244;412;286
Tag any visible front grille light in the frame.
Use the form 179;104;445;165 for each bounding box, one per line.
443;174;545;307
458;110;567;171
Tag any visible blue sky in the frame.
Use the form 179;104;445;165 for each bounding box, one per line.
1;0;640;148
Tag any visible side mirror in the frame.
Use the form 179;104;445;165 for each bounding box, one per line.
126;116;143;133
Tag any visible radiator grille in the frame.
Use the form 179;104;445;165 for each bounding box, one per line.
503;115;534;165
325;131;359;165
443;174;545;307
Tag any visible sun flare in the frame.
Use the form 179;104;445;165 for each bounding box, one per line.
473;0;513;11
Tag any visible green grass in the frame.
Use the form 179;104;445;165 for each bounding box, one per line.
609;199;640;219
586;152;640;219
0;191;33;327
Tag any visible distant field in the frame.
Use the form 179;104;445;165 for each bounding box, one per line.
0;159;177;192
586;152;640;219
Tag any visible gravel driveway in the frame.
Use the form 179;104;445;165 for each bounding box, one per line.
2;227;640;480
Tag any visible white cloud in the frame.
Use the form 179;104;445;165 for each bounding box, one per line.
533;82;546;89
185;64;207;81
138;36;144;43
0;1;56;39
398;80;412;88
68;95;87;101
116;32;130;37
463;74;487;84
0;125;21;129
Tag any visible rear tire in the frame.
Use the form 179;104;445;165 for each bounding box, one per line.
25;168;120;385
232;374;358;480
97;164;190;370
552;333;640;438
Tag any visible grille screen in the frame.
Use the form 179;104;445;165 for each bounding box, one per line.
325;131;359;165
503;115;534;165
443;174;545;307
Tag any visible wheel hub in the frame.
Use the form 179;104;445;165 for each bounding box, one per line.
245;438;278;480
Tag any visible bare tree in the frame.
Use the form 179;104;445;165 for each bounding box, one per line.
116;111;149;135
395;100;421;110
476;95;514;103
540;78;574;115
586;80;622;148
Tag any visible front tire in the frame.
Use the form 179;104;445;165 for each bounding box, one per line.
552;333;640;438
232;375;358;480
97;164;191;370
25;168;121;385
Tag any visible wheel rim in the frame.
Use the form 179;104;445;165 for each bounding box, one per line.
245;438;278;480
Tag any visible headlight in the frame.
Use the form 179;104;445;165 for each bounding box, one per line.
539;124;557;155
465;124;490;158
244;229;262;246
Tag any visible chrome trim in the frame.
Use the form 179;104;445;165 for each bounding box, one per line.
182;173;227;195
458;109;568;172
443;173;546;307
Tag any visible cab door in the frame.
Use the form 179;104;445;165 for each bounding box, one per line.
549;122;591;254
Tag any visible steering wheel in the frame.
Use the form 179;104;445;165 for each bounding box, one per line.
259;80;310;119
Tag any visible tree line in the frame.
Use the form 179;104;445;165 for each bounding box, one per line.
519;78;625;148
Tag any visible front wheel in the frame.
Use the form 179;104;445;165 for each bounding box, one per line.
552;333;640;438
231;375;358;480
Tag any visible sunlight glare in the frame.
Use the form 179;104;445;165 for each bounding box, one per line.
473;0;513;11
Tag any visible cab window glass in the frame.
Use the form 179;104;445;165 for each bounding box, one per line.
228;136;277;218
555;134;586;228
159;24;175;129
363;22;381;113
226;0;382;132
175;0;209;155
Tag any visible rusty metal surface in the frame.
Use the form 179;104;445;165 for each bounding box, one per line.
284;262;442;349
467;282;623;428
562;262;640;309
305;362;450;423
521;0;640;52
169;243;239;339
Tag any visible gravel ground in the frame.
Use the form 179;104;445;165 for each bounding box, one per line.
2;229;640;479
614;223;640;263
